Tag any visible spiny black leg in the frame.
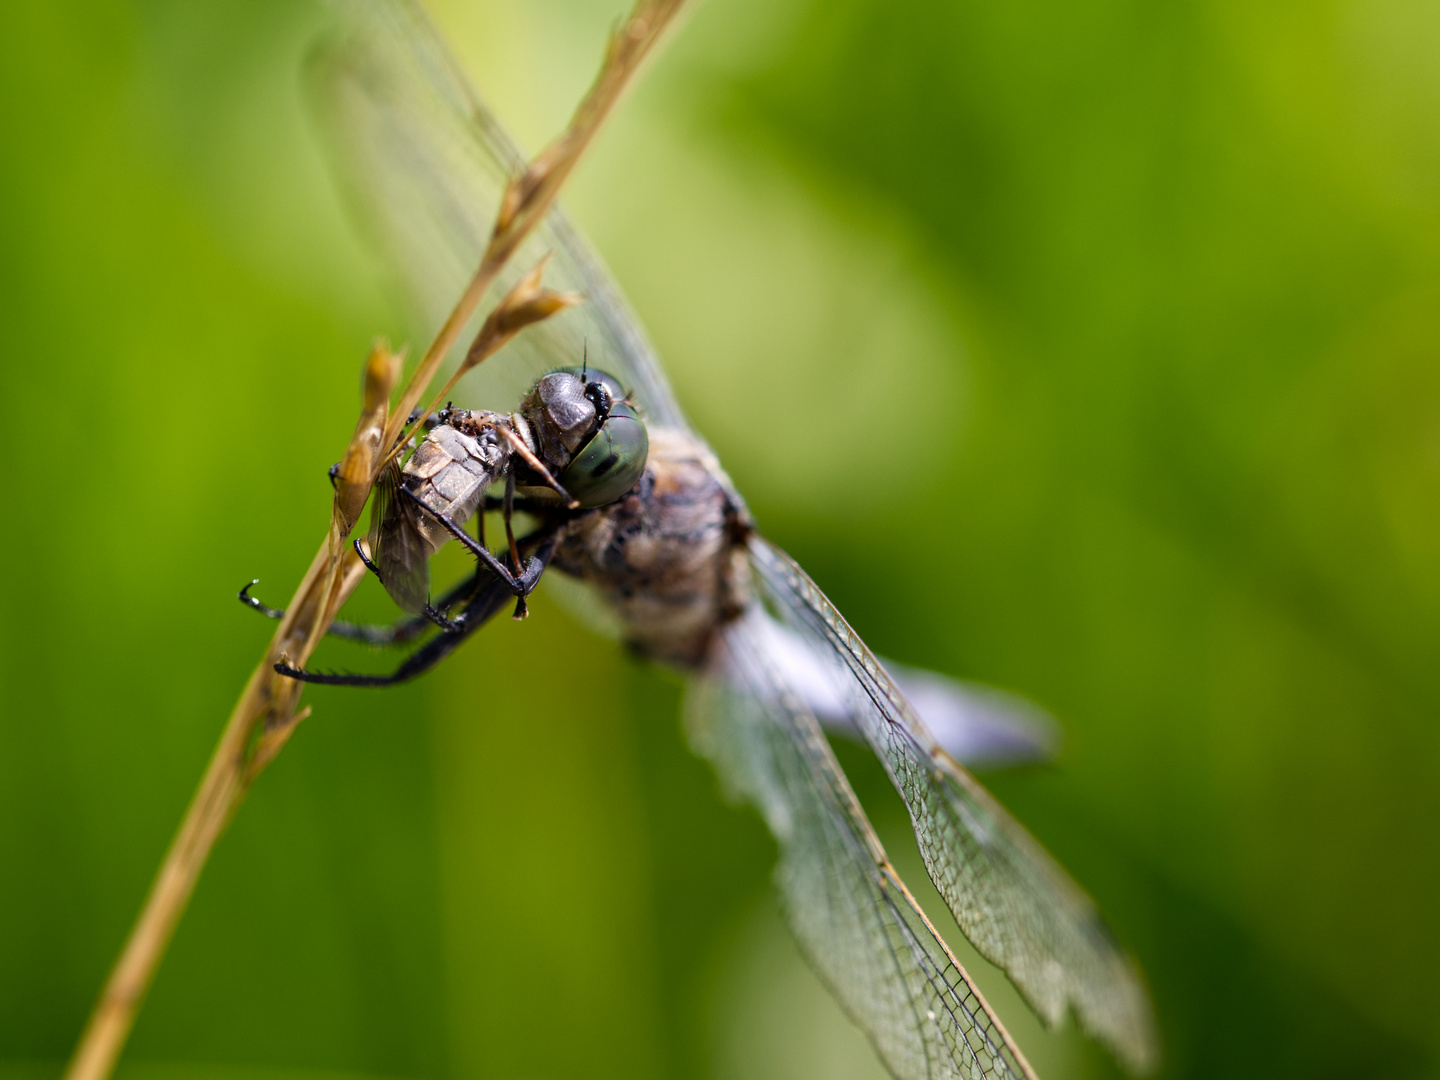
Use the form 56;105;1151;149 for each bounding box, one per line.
504;471;522;576
417;572;488;626
273;531;560;687
503;472;529;619
354;536;464;635
239;571;487;647
508;520;549;620
401;566;491;640
330;613;435;646
274;579;510;686
401;487;543;598
354;537;382;579
239;580;285;620
423;603;465;632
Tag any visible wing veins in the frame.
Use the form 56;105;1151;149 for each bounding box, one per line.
697;613;1035;1080
749;539;1158;1074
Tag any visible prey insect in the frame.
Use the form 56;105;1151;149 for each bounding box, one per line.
249;366;647;683
243;2;1160;1078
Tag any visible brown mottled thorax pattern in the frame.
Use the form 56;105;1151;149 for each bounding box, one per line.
553;427;751;668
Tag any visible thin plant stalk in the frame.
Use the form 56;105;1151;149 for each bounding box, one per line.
382;0;689;456
61;3;688;1079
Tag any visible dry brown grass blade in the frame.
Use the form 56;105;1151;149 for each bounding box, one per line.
61;533;367;1080
399;255;583;452
333;341;404;535
61;2;689;1078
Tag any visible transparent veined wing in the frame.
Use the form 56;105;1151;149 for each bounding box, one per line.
690;605;1037;1080
882;665;1057;770
547;562;1056;769
365;462;430;615
749;613;1059;769
747;539;1160;1075
307;0;688;428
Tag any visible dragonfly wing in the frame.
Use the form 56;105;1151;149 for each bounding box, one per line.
745;611;1058;769
307;0;688;428
366;464;430;615
748;539;1159;1075
690;605;1036;1080
883;665;1057;770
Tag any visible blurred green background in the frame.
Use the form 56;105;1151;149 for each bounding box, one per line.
2;0;1438;1078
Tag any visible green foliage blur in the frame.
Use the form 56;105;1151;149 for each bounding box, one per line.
2;0;1437;1078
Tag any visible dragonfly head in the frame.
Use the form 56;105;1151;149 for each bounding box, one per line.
521;368;649;508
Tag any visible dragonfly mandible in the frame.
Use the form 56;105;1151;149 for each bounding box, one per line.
243;2;1160;1076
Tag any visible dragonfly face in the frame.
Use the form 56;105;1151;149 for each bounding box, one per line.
518;368;649;509
259;2;1163;1077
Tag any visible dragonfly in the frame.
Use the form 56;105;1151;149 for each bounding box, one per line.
246;2;1160;1076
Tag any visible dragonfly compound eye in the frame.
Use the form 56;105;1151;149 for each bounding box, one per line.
559;401;648;508
582;369;627;410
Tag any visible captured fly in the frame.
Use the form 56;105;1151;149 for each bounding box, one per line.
360;368;646;622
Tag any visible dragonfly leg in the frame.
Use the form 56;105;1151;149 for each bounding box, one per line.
354;536;383;579
351;536;478;635
238;580;285;620
238;571;485;647
503;471;522;581
502;472;528;619
274;581;508;686
273;530;560;687
401;487;545;598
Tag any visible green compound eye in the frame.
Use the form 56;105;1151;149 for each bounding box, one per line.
559;401;648;508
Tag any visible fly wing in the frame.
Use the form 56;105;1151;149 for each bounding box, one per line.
366;463;430;615
748;539;1159;1076
307;0;688;429
691;606;1036;1080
